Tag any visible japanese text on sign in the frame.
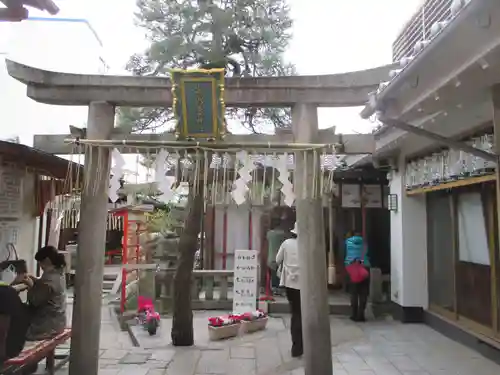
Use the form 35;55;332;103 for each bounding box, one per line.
233;249;258;314
236;265;256;271
234;301;255;309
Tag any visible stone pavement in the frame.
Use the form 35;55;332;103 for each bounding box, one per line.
54;301;500;375
125;313;500;375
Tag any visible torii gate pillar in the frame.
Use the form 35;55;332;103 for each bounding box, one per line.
69;102;115;375
292;103;333;375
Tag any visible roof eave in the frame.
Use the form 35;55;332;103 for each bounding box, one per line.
359;0;484;120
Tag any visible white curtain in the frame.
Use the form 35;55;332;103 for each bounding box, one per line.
457;192;490;265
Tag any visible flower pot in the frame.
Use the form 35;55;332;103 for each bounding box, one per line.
241;317;268;334
208;323;241;341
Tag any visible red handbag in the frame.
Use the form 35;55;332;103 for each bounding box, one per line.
346;261;369;283
346;235;369;283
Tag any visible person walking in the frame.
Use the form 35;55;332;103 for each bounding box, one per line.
275;222;302;357
266;215;292;295
344;231;371;322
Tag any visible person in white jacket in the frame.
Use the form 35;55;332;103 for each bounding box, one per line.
275;222;302;357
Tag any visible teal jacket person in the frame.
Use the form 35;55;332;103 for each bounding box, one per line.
344;234;370;267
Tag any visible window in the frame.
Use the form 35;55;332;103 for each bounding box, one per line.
457;192;489;265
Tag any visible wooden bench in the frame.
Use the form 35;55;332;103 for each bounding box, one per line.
1;328;71;375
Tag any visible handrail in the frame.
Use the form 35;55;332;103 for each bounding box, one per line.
159;269;235;312
392;0;452;62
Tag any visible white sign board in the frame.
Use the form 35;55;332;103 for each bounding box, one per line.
341;184;361;208
0;168;22;218
362;185;383;208
0;220;19;261
233;249;258;314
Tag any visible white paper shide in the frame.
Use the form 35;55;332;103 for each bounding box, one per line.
233;250;258;314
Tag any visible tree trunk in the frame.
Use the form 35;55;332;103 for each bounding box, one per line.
171;182;203;346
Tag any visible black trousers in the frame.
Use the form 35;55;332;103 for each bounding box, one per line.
349;277;370;319
269;266;280;289
285;287;303;356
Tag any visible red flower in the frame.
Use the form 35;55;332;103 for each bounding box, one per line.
229;314;242;323
208;317;224;327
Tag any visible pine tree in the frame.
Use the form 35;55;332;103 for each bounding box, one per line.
122;0;294;347
119;0;294;133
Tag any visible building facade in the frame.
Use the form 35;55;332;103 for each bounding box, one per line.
358;0;500;346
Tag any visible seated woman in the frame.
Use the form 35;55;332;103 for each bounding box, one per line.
23;246;67;341
0;261;30;364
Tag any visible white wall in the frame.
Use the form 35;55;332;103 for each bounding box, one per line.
0;17;107;146
389;155;428;309
0;166;38;274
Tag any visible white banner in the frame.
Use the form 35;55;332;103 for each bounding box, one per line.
233;249;258;314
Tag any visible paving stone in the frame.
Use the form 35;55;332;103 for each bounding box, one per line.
166;350;201;375
332;362;346;372
146;369;167;375
119;353;152;364
63;298;500;375
150;349;176;362
336;351;364;364
366;362;400;375
388;355;422;372
266;317;287;331
230;346;256;359
99;359;120;367
329;371;347;375
227;358;256;375
196;349;229;374
100;349;130;360
255;337;282;374
143;360;170;369
342;361;373;372
98;370;121;375
116;365;150;375
276;331;293;363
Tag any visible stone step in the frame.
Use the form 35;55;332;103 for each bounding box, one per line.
103;274;119;281
102;281;115;291
269;301;351;315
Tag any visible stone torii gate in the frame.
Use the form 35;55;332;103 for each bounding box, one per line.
6;59;390;375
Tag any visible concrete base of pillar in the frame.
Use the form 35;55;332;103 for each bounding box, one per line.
390;302;424;323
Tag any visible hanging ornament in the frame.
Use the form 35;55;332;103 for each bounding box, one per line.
231;150;255;205
108;148;125;203
276;153;295;207
154;149;176;203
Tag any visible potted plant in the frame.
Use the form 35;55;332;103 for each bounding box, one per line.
207;315;241;341
240;310;268;334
